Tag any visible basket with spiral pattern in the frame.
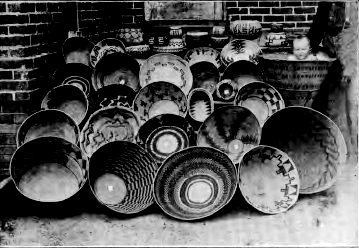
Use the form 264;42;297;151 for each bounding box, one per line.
136;114;196;165
154;146;237;221
89;141;158;214
260;106;347;194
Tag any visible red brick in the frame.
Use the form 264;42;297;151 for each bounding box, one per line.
9;24;36;34
0;35;31;46
226;1;237;8
128;8;144;16
228;7;248;15
0;100;38;114
0;57;34;70
230;15;240;21
0;49;8;57
35;23;49;33
13;90;32;101
296;22;313;28
0;80;28;91
46;2;59;12
29;13;52;23
294;7;316;14
0;2;5;12
0;14;29;25
272;7;293;14
307;14;315;21
281;1;302;7
241;15;263;22
237;2;259;7
263;15;285;22
14;113;28;124
285;15;306;22
35;2;47;12
9;46;37;58
0;92;13;102
0;71;13;80
134;15;145;24
303;2;319;7
52;13;64;22
78;2;92;10
0;145;17;155
0;26;8;35
0;134;16;145
0;167;10;176
0;155;12;163
134;2;144;8
0;124;19;134
30;34;48;46
0;114;14;124
124;2;134;9
7;2;35;13
259;1;279;7
250;8;270;14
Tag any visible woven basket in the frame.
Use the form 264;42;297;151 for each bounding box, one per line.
261;54;335;106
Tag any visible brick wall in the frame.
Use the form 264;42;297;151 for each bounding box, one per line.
227;1;318;33
77;1;144;43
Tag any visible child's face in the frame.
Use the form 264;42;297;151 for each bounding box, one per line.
293;38;311;60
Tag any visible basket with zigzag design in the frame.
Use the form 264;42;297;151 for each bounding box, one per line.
261;53;336;107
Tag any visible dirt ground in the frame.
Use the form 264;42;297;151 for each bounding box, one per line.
0;157;357;246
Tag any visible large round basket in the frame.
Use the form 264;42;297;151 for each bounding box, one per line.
261;53;335;107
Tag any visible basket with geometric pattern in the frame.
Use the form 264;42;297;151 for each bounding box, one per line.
89;141;158;214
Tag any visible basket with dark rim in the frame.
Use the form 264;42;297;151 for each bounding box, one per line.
92;52;140;92
133;81;188;125
62;36;94;67
261;53;336;107
41;84;89;127
197;106;261;164
153;146;237;221
89;141;158;214
260;106;347;194
189;61;220;95
238;145;300;214
93;84;136;111
52;63;93;97
136;114;196;165
10;137;88;203
90;38;126;68
16;109;80;147
221;60;264;92
187;88;214;123
80;106;140;158
234;81;285;127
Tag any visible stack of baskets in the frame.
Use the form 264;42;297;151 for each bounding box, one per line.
5;32;345;221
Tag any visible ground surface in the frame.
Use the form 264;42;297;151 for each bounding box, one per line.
0;159;357;246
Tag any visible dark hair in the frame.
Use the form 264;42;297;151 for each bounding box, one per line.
62;37;94;57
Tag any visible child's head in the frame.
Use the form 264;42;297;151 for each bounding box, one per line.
292;34;311;60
